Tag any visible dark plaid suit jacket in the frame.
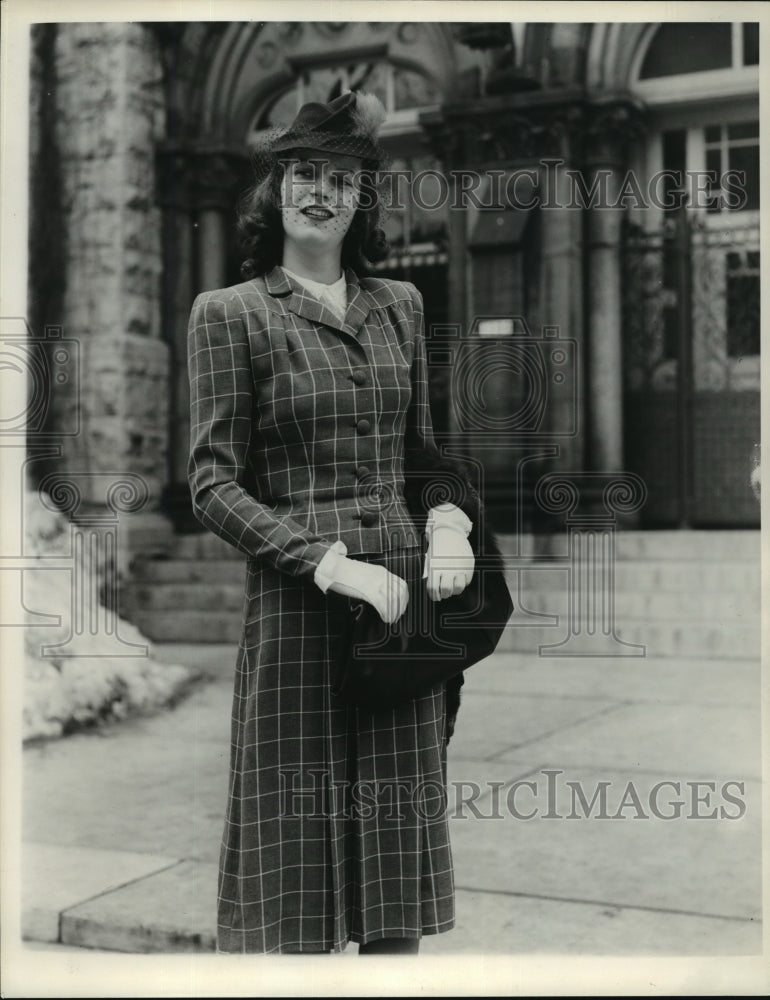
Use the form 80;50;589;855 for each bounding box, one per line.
187;265;437;580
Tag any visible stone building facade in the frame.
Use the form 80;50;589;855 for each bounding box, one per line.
27;20;761;565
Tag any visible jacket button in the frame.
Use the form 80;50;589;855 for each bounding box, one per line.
360;511;378;528
356;465;371;479
356;418;371;434
350;370;367;385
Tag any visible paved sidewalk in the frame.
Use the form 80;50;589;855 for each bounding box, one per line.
22;642;762;956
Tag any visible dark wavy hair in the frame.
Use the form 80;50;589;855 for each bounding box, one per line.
237;157;390;280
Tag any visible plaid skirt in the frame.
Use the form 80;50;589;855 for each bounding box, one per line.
217;539;455;953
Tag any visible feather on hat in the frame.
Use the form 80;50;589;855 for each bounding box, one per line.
269;90;387;163
350;91;387;141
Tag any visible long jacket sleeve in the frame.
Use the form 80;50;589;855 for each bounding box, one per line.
187;291;335;578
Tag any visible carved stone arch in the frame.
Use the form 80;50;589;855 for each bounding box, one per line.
201;22;266;139
626;24;665;87
585;22;654;90
181;21;460;145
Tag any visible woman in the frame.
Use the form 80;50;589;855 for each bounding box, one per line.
187;91;477;955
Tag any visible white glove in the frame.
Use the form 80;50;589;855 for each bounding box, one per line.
423;504;475;601
315;541;408;624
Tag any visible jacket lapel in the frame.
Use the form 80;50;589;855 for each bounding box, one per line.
264;266;371;338
341;268;372;337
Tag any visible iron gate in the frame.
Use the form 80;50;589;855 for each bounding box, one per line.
622;210;760;527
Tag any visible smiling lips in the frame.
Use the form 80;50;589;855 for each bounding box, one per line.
301;205;334;222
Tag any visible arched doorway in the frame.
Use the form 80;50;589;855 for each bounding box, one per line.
160;22;460;527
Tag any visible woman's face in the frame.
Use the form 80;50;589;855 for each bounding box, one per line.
280;151;362;257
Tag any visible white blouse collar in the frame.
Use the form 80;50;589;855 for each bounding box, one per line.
281;266;346;296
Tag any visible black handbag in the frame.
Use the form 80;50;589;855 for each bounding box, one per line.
330;443;513;713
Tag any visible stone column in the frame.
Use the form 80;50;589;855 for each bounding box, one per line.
538;151;584;473
194;153;244;292
446;164;469;452
159;148;248;528
198;210;229;292
586;194;624;470
583;102;645;474
157;149;196;519
50;22;172;557
419;114;467;449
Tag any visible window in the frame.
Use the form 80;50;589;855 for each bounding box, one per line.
742;23;759;65
646;123;761;374
726;250;760;357
704;121;759;213
640;22;758;79
629;22;760;391
257;63;440;131
633;22;759;106
660;121;759;214
640;23;732;78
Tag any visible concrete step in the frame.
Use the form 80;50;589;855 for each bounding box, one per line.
123;582;245;612
129;607;759;659
130;555;759;595
610;529;759;561
164;533;244;561
129;558;246;584
125;528;761;659
59;860;217;953
123;575;761;620
507;562;760;593
164;530;761;564
497;530;760;562
511;586;761;620
130;610;243;644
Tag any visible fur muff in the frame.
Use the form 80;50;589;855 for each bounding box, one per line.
403;439;508;743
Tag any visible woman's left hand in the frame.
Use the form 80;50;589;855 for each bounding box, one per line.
424;525;475;600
